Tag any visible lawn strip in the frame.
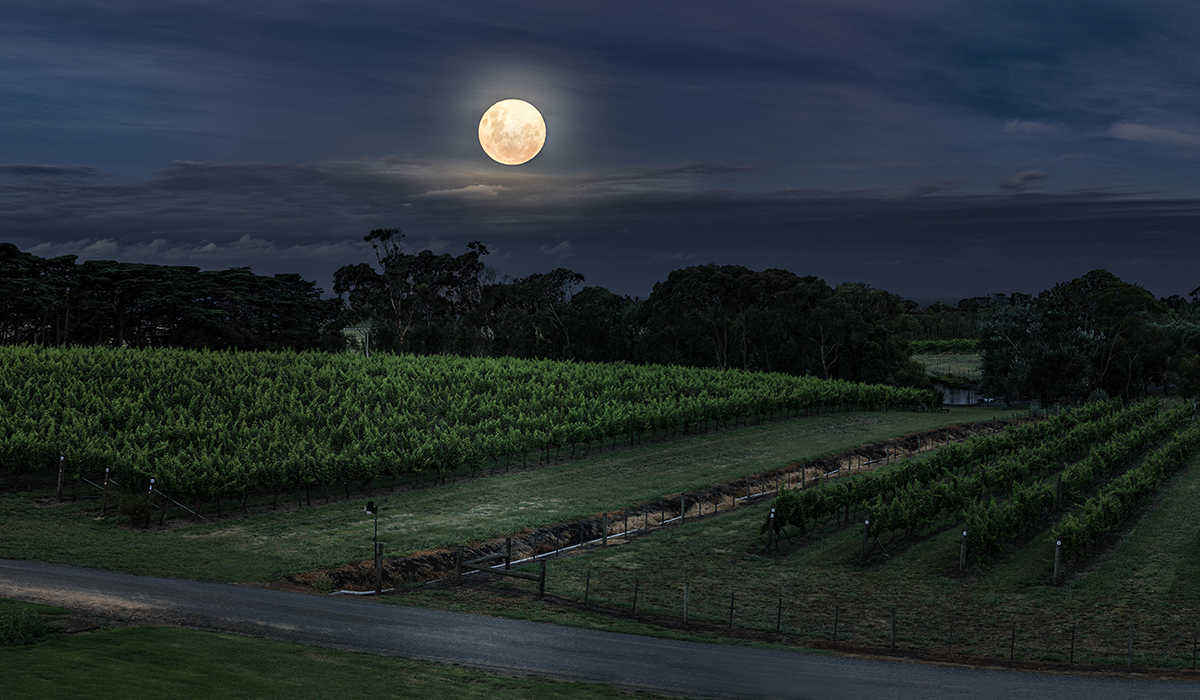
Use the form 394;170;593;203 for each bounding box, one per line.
0;624;668;700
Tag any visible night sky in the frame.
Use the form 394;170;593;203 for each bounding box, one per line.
3;1;1199;304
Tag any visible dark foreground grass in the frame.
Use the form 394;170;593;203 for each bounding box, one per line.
0;624;665;700
0;407;1015;583
392;447;1200;672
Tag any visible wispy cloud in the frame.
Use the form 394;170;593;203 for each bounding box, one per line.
1000;170;1049;191
1109;123;1200;150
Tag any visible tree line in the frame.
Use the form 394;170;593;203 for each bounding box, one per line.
975;269;1200;404
0;243;343;351
331;230;927;388
4;234;1199;402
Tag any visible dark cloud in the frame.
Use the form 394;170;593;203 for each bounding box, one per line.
3;157;1198;301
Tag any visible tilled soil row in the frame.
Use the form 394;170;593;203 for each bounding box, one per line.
288;418;1024;592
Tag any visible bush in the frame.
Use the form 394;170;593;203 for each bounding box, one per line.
0;606;53;646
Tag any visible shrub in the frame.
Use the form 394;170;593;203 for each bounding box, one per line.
0;606;53;646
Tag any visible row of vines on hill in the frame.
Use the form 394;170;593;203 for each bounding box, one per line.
771;398;1119;534
773;398;1200;569
0;345;937;501
963;401;1192;558
1056;417;1200;560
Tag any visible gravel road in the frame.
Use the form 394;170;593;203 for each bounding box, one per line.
2;559;1196;699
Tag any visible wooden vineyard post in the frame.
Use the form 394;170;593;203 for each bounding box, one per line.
505;537;512;570
146;478;155;528
861;520;871;564
56;456;65;501
374;542;383;595
1010;621;1016;661
1053;540;1062;584
455;546;463;585
728;591;735;629
776;597;783;634
603;513;609;547
538;560;546;599
632;578;639;614
680;494;685;524
833;604;840;643
100;467;111;517
766;507;776;552
584;569;591;608
960;530;968;571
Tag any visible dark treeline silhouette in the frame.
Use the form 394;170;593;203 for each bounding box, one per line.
975;270;1200;405
5;235;1199;403
0;243;343;351
332;230;929;388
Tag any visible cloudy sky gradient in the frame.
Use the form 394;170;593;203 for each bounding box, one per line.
3;0;1199;302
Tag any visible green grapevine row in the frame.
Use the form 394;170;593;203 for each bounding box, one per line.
867;400;1161;539
0;345;937;501
1055;417;1200;559
963;402;1190;558
772;399;1118;533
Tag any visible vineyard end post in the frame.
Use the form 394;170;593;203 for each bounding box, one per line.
861;520;871;565
56;456;64;502
374;542;383;595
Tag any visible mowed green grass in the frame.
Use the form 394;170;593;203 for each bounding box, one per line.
0;407;1016;583
404;443;1200;670
913;353;982;382
0;623;665;700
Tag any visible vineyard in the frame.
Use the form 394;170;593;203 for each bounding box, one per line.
0;345;936;505
773;398;1200;573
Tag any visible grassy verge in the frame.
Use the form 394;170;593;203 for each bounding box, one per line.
0;407;1016;583
389;445;1200;671
0;624;666;700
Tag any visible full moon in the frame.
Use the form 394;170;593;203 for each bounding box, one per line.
478;99;546;165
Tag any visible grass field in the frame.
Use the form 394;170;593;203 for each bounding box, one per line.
0;407;1017;583
0;610;662;700
401;436;1200;671
914;353;982;383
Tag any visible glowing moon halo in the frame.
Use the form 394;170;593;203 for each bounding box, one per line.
478;99;546;165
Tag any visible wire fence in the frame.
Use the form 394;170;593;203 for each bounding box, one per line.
477;562;1200;671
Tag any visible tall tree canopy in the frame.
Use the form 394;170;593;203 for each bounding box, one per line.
0;243;340;351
